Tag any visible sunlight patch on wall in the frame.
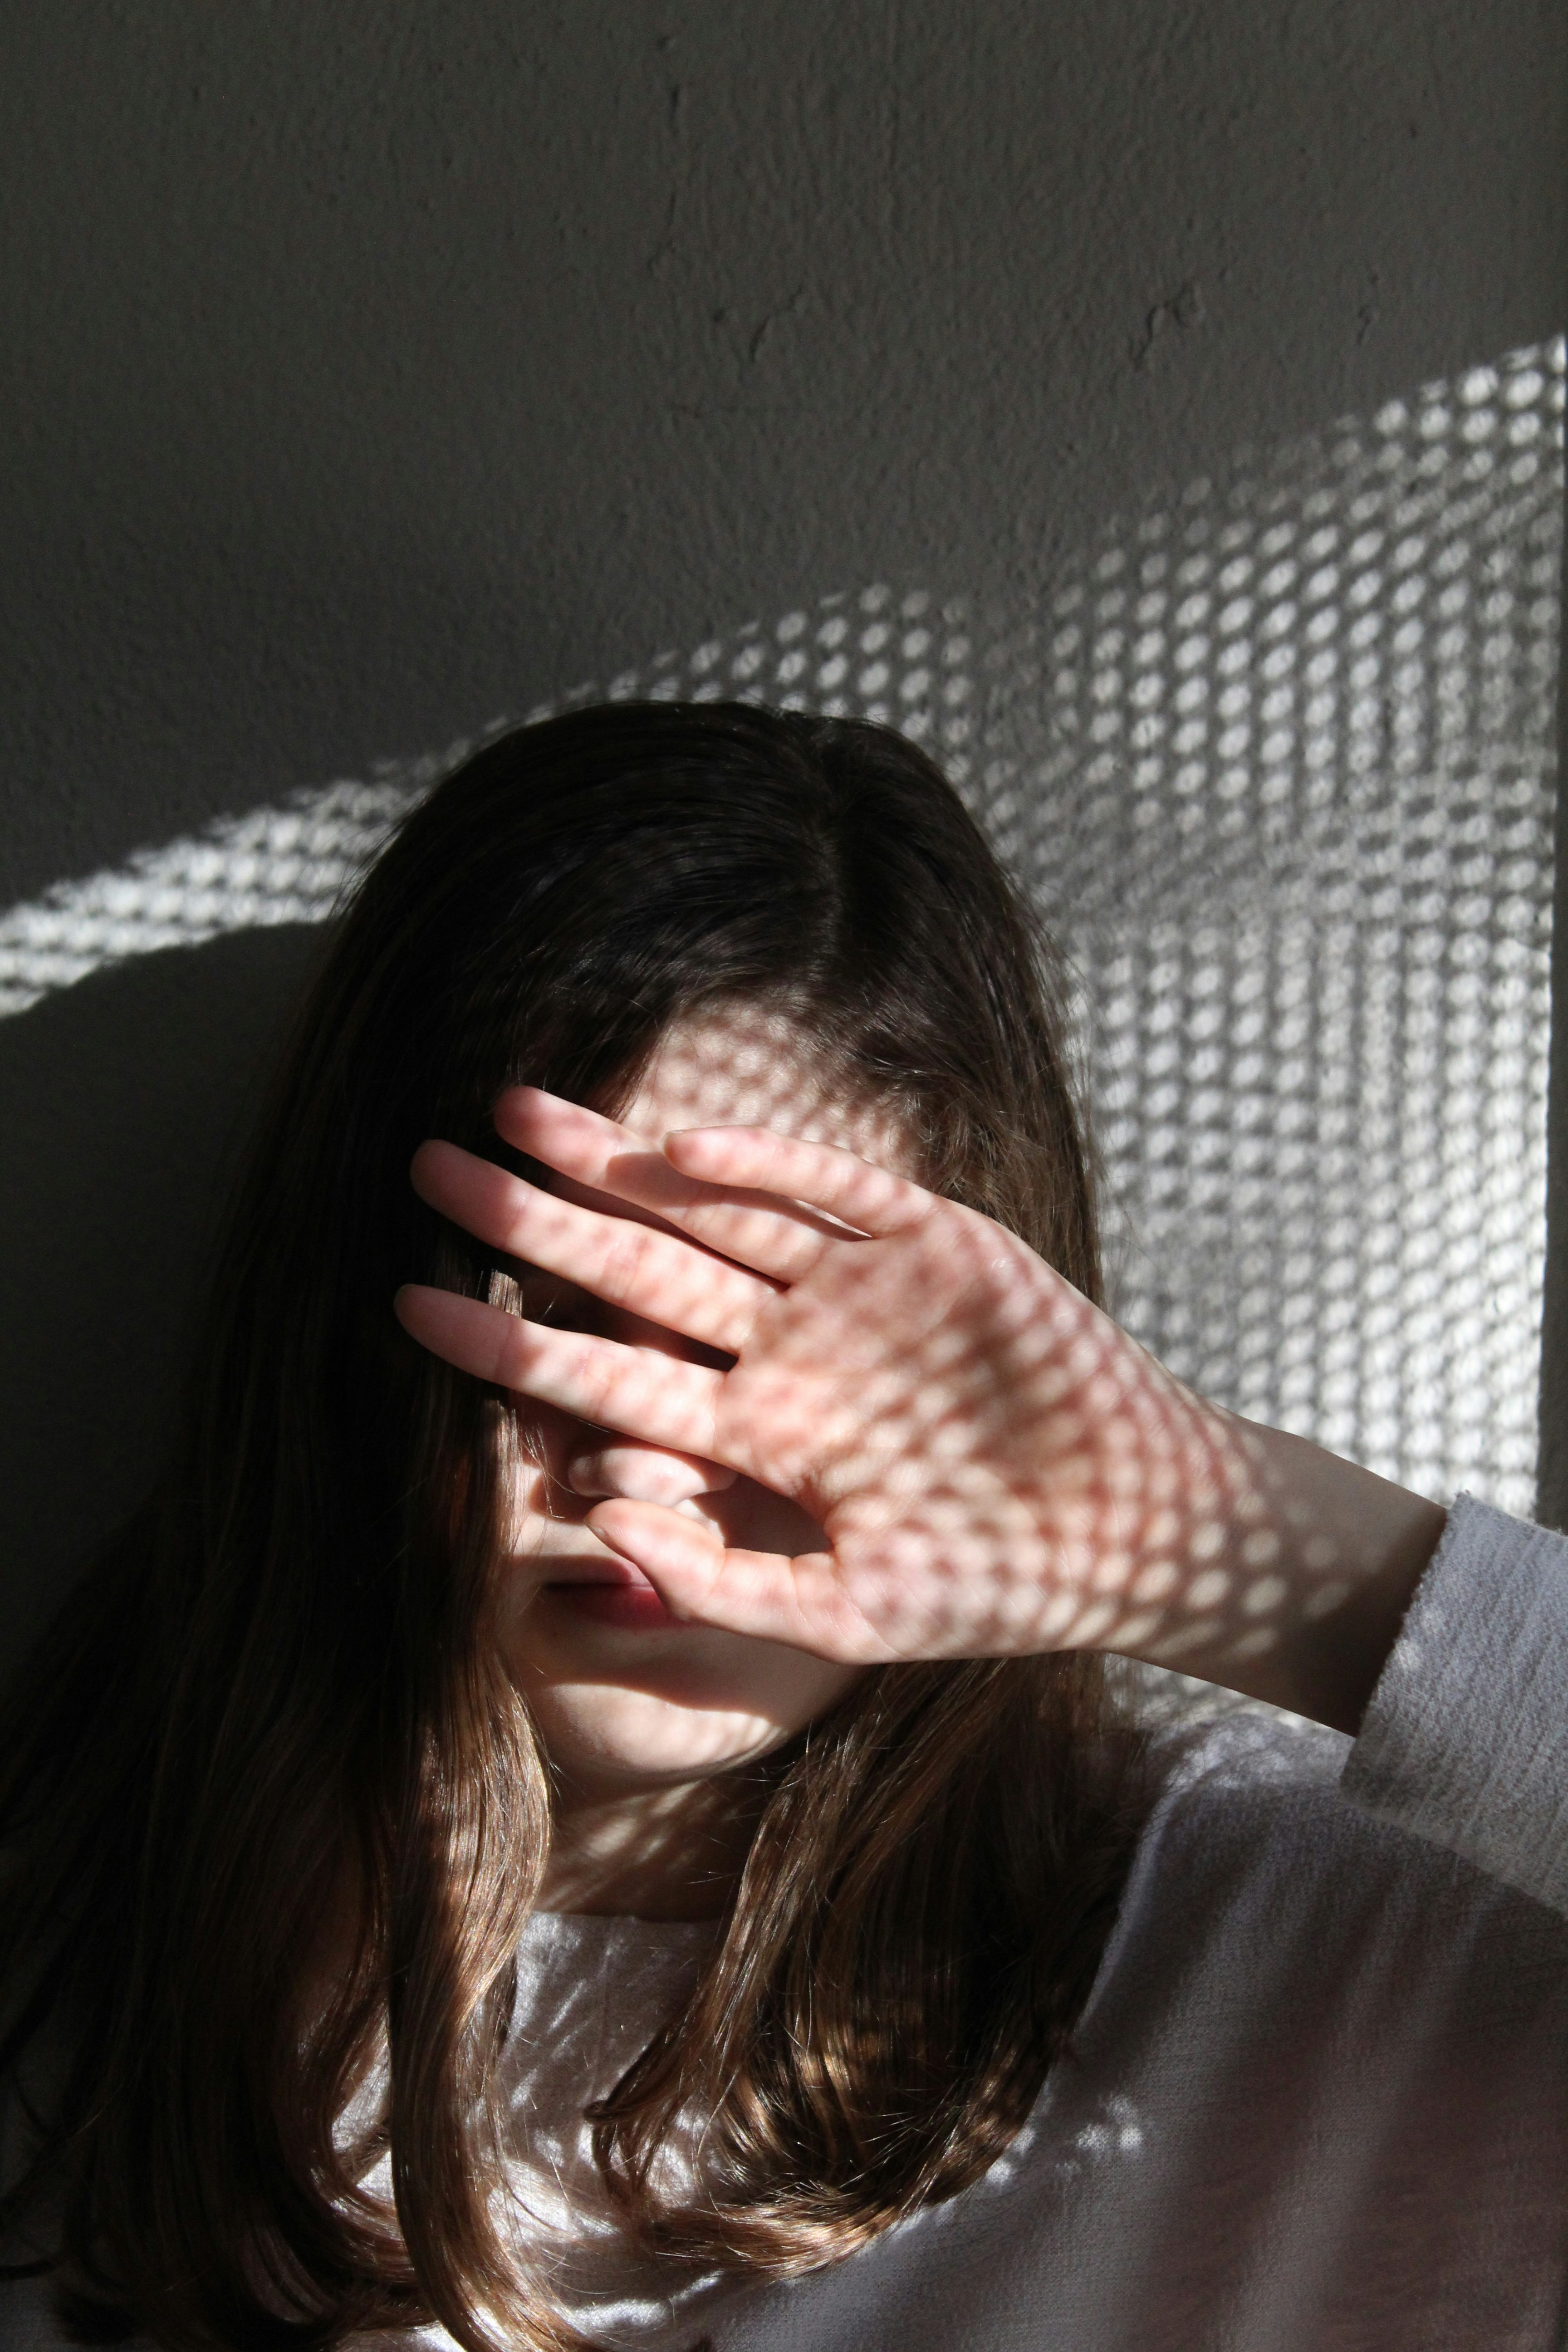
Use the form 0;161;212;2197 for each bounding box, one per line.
971;337;1563;1518
0;586;975;1019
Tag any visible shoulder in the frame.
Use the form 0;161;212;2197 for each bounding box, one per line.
1112;1700;1568;2005
1137;1702;1361;1905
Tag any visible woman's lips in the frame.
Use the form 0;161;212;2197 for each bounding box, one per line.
540;1565;688;1631
551;1583;685;1629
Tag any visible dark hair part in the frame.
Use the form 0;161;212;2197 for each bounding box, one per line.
0;702;1146;2350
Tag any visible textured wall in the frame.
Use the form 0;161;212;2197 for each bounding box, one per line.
0;3;1564;1651
2;1;1562;905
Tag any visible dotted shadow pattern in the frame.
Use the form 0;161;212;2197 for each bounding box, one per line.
0;339;1560;1533
983;340;1563;1521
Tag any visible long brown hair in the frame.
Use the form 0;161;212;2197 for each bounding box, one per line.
0;702;1147;2350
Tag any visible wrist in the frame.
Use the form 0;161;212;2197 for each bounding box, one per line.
1104;1408;1447;1735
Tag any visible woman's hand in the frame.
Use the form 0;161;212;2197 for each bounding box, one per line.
396;1089;1446;1731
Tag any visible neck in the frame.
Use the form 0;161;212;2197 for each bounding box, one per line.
537;1763;772;1921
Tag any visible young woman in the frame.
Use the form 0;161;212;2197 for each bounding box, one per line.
2;701;1566;2352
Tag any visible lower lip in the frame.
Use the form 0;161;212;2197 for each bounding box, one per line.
546;1582;688;1630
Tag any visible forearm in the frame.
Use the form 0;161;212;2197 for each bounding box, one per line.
1106;1409;1448;1737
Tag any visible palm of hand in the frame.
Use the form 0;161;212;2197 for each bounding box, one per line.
705;1207;1177;1660
396;1089;1249;1665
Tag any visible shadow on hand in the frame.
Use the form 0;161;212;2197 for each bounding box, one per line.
0;925;327;1661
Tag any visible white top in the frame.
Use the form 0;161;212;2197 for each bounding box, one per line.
7;1491;1568;2351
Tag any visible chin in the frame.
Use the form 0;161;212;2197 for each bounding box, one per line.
523;1676;807;1791
504;1591;866;1791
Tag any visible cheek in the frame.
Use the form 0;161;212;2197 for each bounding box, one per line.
495;1407;587;1545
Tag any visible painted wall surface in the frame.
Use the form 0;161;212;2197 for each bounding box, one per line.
3;2;1562;905
0;3;1564;1654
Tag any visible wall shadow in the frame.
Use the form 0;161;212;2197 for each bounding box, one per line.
0;922;327;1662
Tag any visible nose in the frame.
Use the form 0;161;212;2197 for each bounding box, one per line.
565;1437;737;1507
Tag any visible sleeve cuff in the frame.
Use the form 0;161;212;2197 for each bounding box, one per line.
1339;1491;1568;1916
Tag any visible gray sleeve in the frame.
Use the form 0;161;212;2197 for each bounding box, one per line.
1339;1491;1568;1916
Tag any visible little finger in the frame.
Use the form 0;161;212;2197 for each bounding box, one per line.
494;1087;849;1281
663;1127;934;1240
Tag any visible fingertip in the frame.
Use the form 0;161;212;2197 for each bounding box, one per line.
408;1137;451;1196
494;1080;544;1117
585;1497;722;1602
493;1082;555;1144
662;1124;738;1168
584;1496;653;1562
392;1280;425;1334
498;1082;581;1119
497;1085;612;1171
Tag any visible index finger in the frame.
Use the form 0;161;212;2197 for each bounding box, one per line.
393;1282;724;1458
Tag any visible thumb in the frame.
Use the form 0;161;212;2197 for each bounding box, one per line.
585;1500;885;1661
